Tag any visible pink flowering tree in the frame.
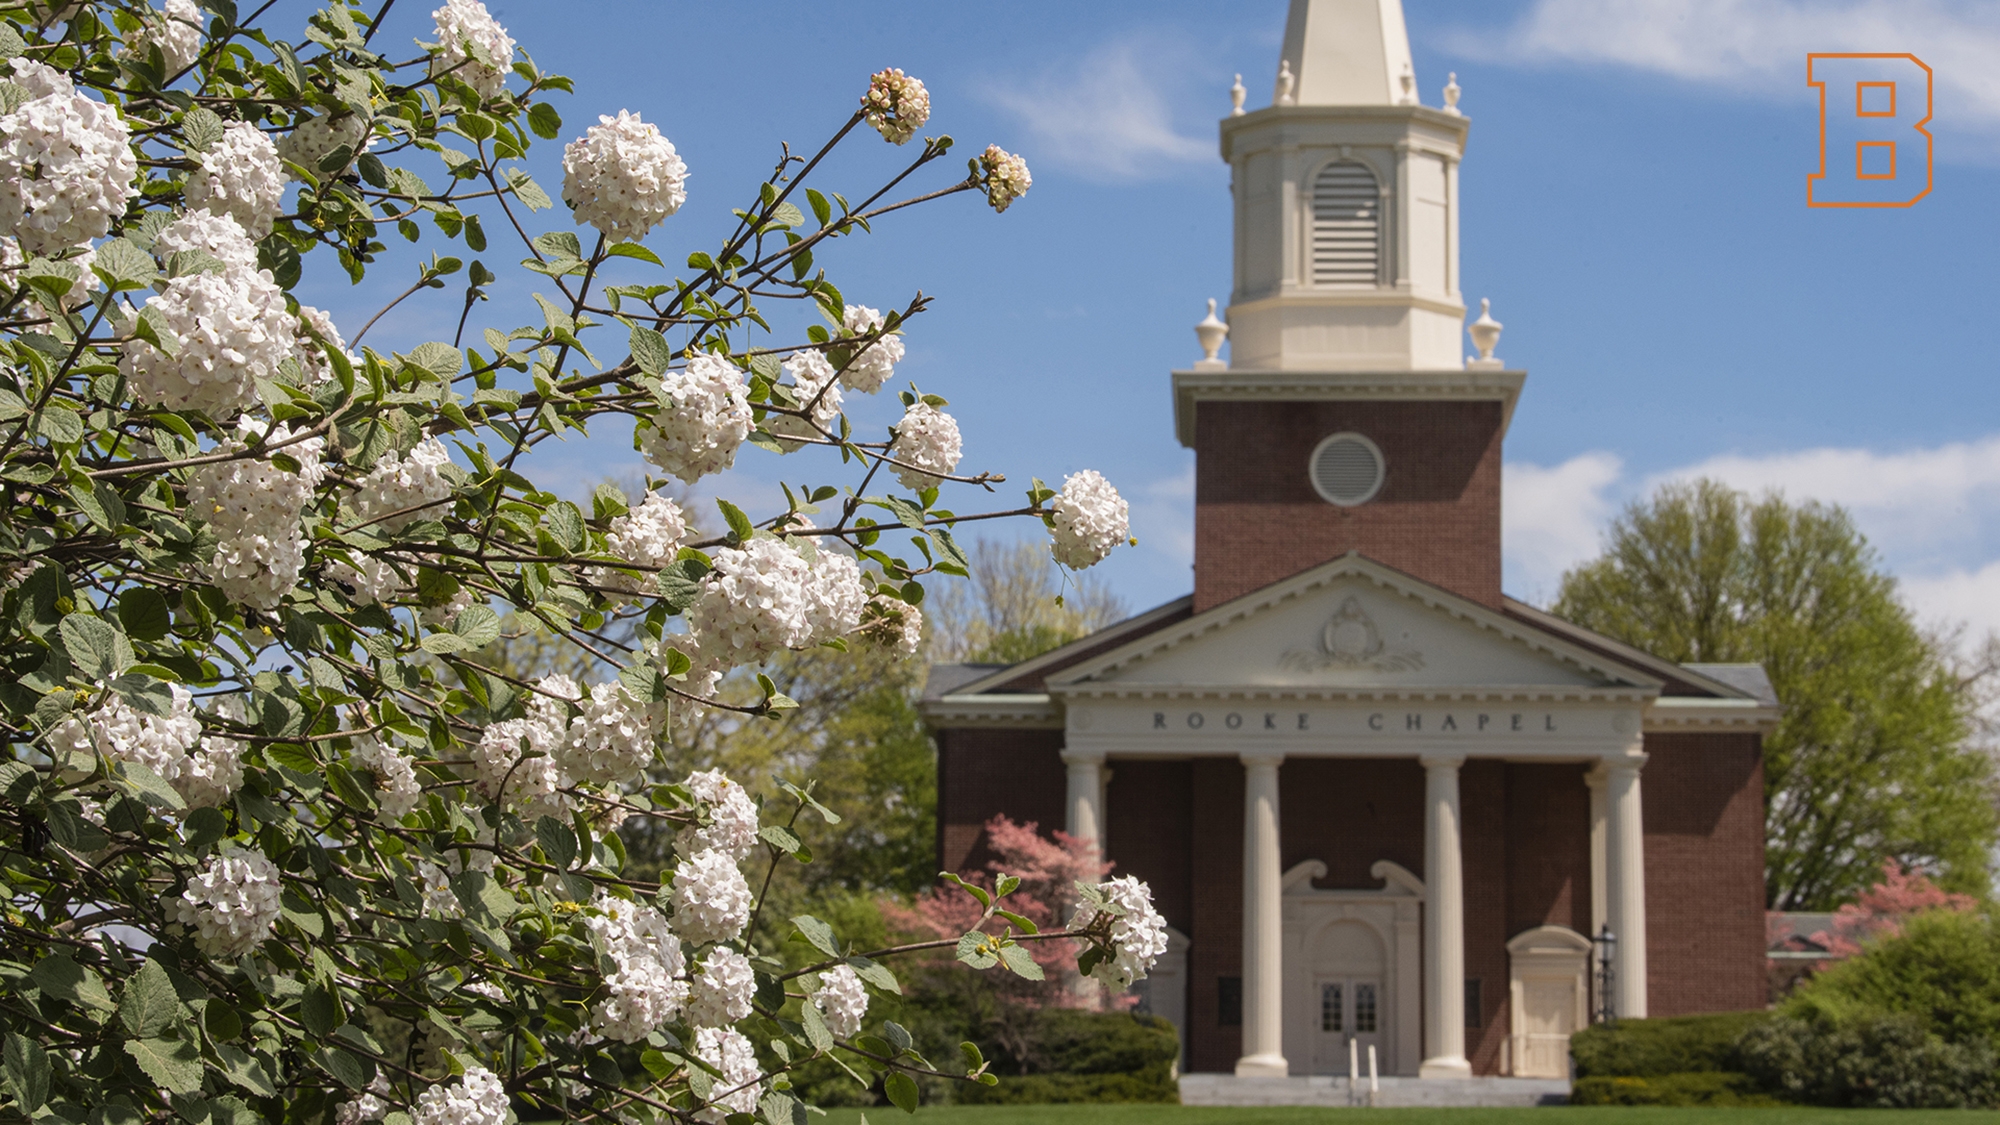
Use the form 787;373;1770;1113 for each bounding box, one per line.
0;5;1158;1124
1808;860;1979;960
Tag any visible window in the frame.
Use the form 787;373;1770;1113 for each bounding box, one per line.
1311;161;1381;287
1321;983;1343;1032
1309;432;1386;507
1354;982;1378;1033
1465;978;1483;1028
1218;977;1242;1026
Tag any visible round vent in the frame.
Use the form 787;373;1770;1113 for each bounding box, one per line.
1309;433;1385;507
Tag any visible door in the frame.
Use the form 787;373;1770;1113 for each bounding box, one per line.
1313;976;1383;1075
1516;975;1577;1078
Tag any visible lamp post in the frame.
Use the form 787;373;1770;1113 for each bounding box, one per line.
1592;925;1618;1025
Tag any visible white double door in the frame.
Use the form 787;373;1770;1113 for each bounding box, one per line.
1314;975;1383;1075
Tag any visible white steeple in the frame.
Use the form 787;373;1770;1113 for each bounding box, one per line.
1279;0;1418;107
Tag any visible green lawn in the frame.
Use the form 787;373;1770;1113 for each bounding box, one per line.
816;1109;2000;1125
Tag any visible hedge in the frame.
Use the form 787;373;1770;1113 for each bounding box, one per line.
1568;1011;1774;1078
1570;1072;1783;1107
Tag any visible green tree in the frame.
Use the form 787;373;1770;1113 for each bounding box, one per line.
1553;479;1997;908
927;538;1127;663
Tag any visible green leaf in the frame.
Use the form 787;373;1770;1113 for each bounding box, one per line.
33;404;83;445
883;1070;919;1114
940;872;991;909
769;201;805;229
4;1032;49;1112
997;942;1044;980
799;998;834;1051
408;341;463;380
60;612;120;680
181;106;225;152
217;1044;276;1097
995;909;1039;935
591;482;630;520
119;760;185;810
70;479;125;531
526;101;562;139
716;499;754;543
119;959;185;1038
629;326;673;376
955;932;997;970
847;957;901;995
30;953;115;1012
124;1036;203;1094
317;1045;375;1091
544;501;585;551
790;915;839;958
419;633;469;655
883;1021;914;1053
452;604;501;647
535;815;577;869
505;167;553;211
117;588;172;641
301;985;339;1036
760;824;802;856
91;238;157;291
607;242;662;266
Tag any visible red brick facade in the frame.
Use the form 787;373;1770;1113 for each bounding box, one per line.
1641;733;1769;1017
1194;400;1504;611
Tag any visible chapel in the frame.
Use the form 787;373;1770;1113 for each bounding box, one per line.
919;0;1778;1083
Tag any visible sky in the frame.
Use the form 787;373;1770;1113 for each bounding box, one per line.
309;0;2000;641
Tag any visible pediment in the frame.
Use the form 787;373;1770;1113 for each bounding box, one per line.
1048;555;1657;694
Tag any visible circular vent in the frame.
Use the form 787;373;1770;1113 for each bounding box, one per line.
1309;433;1385;507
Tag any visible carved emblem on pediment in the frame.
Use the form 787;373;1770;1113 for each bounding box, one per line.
1282;596;1425;673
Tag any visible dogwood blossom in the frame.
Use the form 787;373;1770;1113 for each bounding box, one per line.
175;734;244;809
1073;875;1170;989
769;350;841;452
860;68;929;145
596;492;687;596
815;963;870;1038
88;683;201;782
350;437;453;531
127;0;202;75
171;845;282;958
562;111;687;241
188;419;326;608
587;892;688;1041
838;305;904;394
684;770;759;861
686;946;754;1028
413;1065;509;1125
980;144;1032;213
154;208;260;269
0;58;140;255
1048;469;1128;569
671;847;752;946
692;1028;761;1122
121;250;293;417
802;544;866;645
429;0;515;101
637;354;752;483
685;537;813;661
560;681;663;786
888;400;962;490
185;121;284;238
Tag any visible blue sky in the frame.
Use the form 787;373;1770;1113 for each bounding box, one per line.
308;1;2000;638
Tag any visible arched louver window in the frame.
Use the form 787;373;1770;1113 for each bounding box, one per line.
1311;162;1381;287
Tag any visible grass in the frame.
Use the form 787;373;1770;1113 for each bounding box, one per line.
815;1109;2000;1125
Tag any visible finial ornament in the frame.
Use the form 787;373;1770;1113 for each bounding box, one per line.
1195;299;1229;370
1400;61;1416;105
1274;59;1295;106
1230;73;1246;116
1443;72;1462;116
1466;298;1504;369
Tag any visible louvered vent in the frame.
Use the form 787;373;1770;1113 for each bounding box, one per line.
1312;162;1381;287
1309;433;1385;507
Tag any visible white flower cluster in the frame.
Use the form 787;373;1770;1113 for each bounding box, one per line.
185;121;284;238
686;946;754;1028
692;1027;761;1123
684;770;758;860
349;437;454;531
597;492;687;596
861;68;930;146
335;1078;391;1125
122;217;292;417
889;401;962;491
351;735;423;821
637;354;752;483
561;111;687;242
0;58;139;256
177;732;245;810
415;859;461;918
671;847;752;947
429;0;515;102
814;963;870;1038
472;674;575;821
413;1065;509;1125
58;684;246;809
685;537;866;666
586;892;689;1042
857;594;923;658
294;304;354;387
188;420;327;609
154;208;258;269
838;305;903;394
1073;875;1169;989
769;350;841;452
278;112;369;177
171;844;282;959
561;681;663;787
127;0;202;75
0;236;95;309
1048;469;1128;570
980;144;1032;214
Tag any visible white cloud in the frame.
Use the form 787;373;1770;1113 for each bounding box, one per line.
1446;0;2000;127
1504;434;2000;638
982;37;1214;181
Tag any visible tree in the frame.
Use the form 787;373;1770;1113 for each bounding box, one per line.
1553;479;1997;909
926;538;1127;663
0;6;1166;1125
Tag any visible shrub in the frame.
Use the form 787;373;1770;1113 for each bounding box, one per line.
1788;908;2000;1050
1738;1013;2000;1108
1570;1072;1781;1106
956;1010;1181;1104
1568;1011;1773;1078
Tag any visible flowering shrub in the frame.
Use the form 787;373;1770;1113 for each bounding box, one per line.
1808;860;1979;961
0;3;1145;1124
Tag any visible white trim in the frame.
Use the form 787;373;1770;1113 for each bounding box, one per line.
919;693;1061;728
1643;696;1781;731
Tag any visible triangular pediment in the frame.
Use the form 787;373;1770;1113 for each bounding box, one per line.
1047;554;1659;694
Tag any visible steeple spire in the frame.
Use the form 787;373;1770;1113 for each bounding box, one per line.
1279;0;1418;107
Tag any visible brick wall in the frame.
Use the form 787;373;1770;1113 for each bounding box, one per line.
1461;759;1511;1075
1187;759;1245;1074
1104;760;1195;935
1643;732;1768;1016
935;728;1067;876
1194;400;1503;611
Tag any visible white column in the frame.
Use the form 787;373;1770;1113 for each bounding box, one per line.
1236;752;1288;1077
1605;755;1649;1019
1061;750;1104;850
1420;754;1471;1079
1585;765;1608;939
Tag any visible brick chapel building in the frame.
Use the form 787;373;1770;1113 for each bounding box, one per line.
918;0;1778;1084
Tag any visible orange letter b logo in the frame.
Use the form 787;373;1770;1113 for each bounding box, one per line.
1808;54;1932;207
